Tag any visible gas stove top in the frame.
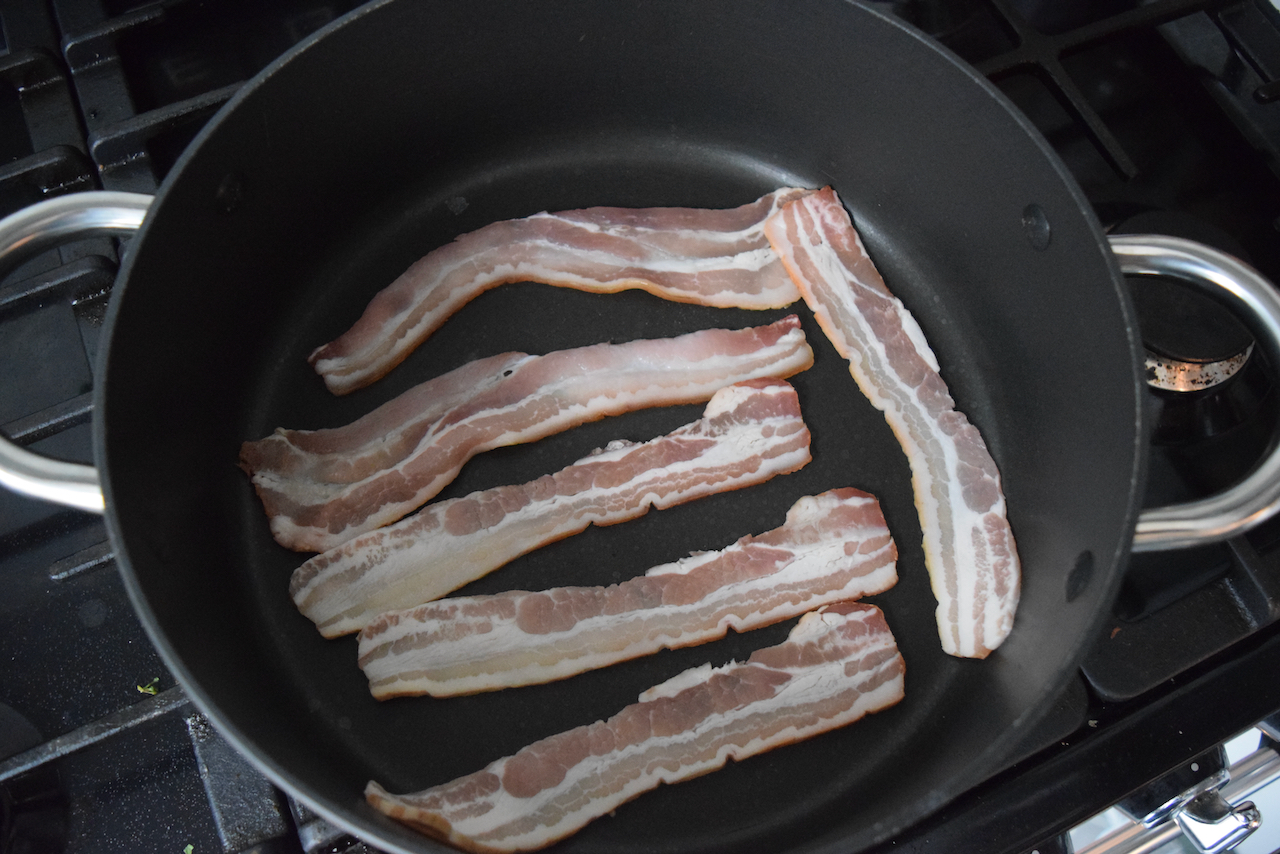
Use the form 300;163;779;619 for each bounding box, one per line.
1;2;1278;853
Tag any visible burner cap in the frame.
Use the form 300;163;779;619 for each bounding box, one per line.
1112;211;1257;395
1108;209;1275;446
1145;344;1252;392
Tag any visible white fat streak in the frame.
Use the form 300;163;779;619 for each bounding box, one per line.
322;191;808;380
359;494;895;696
309;354;536;459
297;384;809;634
699;380;770;419
332;431;812;637
530;193;795;243
637;604;863;702
277;323;812;553
364;538;895;695
321;434;815;635
646;490;876;581
499;245;783;276
779;197;1016;658
843;228;940;374
371;606;902;852
483;668;904;853
379;250;789;353
472;252;799;309
365;542;896;696
323;243;799;384
790;601;862;637
425;323;809;470
642;549;725;578
811;254;971;653
639;662;718;702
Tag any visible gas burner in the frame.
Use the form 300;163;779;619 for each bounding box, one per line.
1144;345;1251;392
1109;209;1275;447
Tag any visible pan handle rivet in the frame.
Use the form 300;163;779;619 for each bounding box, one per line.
1022;203;1052;251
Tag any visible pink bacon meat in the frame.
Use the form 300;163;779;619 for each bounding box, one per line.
240;316;814;553
358;488;896;699
291;379;814;638
310;188;812;394
763;188;1019;658
365;602;904;854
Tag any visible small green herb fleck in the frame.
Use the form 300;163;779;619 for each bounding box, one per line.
184;845;194;854
137;677;160;695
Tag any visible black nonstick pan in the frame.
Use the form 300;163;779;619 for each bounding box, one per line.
3;2;1280;852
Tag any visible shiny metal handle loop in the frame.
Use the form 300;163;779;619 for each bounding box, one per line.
1113;235;1280;551
0;191;152;512
1;200;1276;543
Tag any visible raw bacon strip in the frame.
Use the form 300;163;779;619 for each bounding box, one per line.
358;488;896;698
241;317;814;552
764;188;1019;659
311;189;812;395
292;379;814;638
365;602;904;854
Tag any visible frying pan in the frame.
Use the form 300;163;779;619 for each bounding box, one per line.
3;2;1280;852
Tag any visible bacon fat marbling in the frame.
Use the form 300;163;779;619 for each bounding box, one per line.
291;379;814;637
240;316;814;552
357;487;897;698
365;602;904;853
763;188;1019;658
311;189;812;394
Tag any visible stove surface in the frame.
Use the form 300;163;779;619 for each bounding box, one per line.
1;2;1279;853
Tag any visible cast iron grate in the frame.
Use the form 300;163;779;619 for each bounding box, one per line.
973;0;1237;178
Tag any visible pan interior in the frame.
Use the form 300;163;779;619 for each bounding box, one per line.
98;2;1143;852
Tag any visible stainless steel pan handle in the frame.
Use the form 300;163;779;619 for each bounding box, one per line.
0;192;152;512
0;197;1277;549
1112;235;1280;551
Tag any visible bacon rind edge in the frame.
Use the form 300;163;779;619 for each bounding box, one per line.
364;602;904;854
291;378;814;638
356;487;898;698
241;316;815;553
310;189;812;395
763;188;1020;658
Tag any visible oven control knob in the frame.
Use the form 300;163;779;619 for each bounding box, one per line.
1173;790;1261;854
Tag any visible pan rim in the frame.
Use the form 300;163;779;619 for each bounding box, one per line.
95;1;1148;852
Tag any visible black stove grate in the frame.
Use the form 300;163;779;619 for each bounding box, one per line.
974;0;1238;179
